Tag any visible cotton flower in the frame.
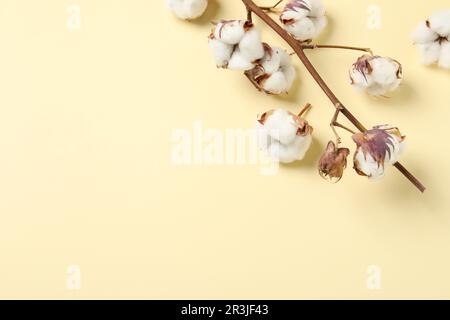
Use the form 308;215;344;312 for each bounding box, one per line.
280;0;328;42
412;9;450;69
352;125;405;180
245;44;297;94
256;108;313;163
208;20;265;71
166;0;208;20
349;55;403;96
318;141;350;182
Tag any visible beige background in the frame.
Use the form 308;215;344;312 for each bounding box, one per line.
0;0;449;299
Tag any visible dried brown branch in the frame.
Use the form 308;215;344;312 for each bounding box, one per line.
242;0;426;193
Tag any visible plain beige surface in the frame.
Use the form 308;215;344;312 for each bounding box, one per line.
0;0;449;299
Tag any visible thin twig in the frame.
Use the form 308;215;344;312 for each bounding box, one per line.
302;44;373;55
259;0;284;11
241;0;426;193
298;103;312;117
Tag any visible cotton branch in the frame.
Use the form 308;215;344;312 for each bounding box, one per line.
241;0;426;193
302;44;373;55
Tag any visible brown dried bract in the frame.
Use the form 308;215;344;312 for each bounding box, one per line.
319;141;350;182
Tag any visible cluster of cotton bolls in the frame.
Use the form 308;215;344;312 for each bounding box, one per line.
256;107;313;163
280;0;328;42
412;9;450;69
352;125;405;180
208;20;297;94
166;0;208;20
245;45;297;95
349;55;403;96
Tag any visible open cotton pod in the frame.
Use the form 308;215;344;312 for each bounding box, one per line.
256;106;313;163
208;20;265;71
280;0;328;42
166;0;208;20
412;9;450;69
349;55;403;96
352;125;405;180
245;44;297;95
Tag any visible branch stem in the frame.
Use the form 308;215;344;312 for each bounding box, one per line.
298;103;312;118
302;44;373;55
241;0;425;193
258;0;284;11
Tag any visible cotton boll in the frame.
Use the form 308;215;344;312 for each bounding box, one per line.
256;108;313;163
429;9;450;37
349;55;402;96
263;109;299;145
412;10;450;69
208;38;234;68
238;27;265;63
208;21;265;71
166;0;208;20
213;20;246;45
280;0;328;42
438;41;450;69
352;126;405;180
245;45;297;95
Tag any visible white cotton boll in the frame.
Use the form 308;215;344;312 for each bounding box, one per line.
412;10;450;69
352;126;405;180
256;108;313;163
238;28;265;63
438;41;450;69
416;42;442;65
247;46;296;94
214;20;246;45
349;56;402;96
264;109;298;145
429;9;450;37
166;0;208;20
227;49;254;71
209;21;264;71
208;38;233;68
412;21;439;44
281;0;328;41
